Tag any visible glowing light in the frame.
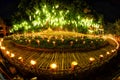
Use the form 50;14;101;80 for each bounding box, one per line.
47;39;50;43
6;51;10;55
10;53;15;57
106;52;110;55
71;61;78;66
55;5;59;8
89;57;95;62
70;41;73;46
30;60;36;65
0;38;3;42
52;41;56;46
10;4;102;34
18;57;22;60
36;39;40;45
50;63;57;69
99;54;104;58
0;42;2;47
1;46;5;50
111;50;115;53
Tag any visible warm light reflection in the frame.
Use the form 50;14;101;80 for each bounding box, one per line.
50;63;57;69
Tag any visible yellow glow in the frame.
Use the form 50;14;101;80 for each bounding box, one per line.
106;52;110;55
0;38;3;42
50;63;57;69
71;61;78;66
6;51;10;55
18;57;22;60
99;54;104;58
111;50;115;53
1;46;5;50
36;39;40;44
10;53;15;57
89;57;95;62
30;60;36;65
0;42;1;46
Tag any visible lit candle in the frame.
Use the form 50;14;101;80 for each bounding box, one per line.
55;36;58;40
106;52;110;55
18;57;23;62
10;53;15;58
91;41;93;44
30;60;36;65
89;57;95;64
75;39;78;42
61;38;64;43
71;61;78;69
52;41;56;46
99;54;104;61
70;41;73;46
28;39;31;44
83;41;85;44
47;39;50;43
36;39;40;45
50;63;57;70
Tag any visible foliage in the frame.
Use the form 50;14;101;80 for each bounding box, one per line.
10;0;103;34
8;35;108;51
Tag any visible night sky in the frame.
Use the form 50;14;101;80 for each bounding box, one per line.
0;0;120;22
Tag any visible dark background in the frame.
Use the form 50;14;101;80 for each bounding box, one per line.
0;0;120;22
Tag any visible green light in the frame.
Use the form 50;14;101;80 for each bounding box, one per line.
11;3;103;34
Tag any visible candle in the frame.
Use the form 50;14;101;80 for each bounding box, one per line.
36;39;40;45
52;41;56;46
89;57;95;64
70;41;73;46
